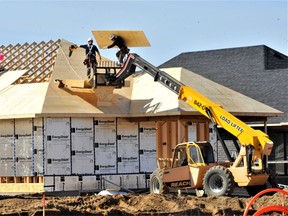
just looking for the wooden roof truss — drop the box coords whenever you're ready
[0,39,61,84]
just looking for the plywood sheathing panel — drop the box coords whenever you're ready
[41,81,132,116]
[177,67,282,117]
[197,123,209,141]
[50,39,87,82]
[51,39,111,82]
[156,120,210,161]
[0,83,49,119]
[92,30,151,49]
[131,67,282,118]
[0,70,27,91]
[156,121,177,160]
[41,39,132,117]
[130,71,180,116]
[0,40,282,119]
[41,86,103,116]
[178,120,188,143]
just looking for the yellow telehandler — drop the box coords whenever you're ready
[101,53,277,196]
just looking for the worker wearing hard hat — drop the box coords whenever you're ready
[104,34,129,66]
[79,37,102,78]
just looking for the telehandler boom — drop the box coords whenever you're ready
[105,53,276,196]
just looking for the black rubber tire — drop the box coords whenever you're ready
[203,166,235,196]
[150,168,167,194]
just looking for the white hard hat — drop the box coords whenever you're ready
[87,37,93,42]
[109,34,115,40]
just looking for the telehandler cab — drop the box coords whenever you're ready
[151,141,236,196]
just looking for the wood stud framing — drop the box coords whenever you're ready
[0,176,44,184]
[0,39,61,84]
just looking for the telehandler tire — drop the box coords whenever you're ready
[150,168,167,194]
[203,166,235,196]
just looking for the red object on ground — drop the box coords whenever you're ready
[243,188,288,216]
[42,194,46,207]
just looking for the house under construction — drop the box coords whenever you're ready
[0,39,283,194]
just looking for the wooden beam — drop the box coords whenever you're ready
[0,183,44,193]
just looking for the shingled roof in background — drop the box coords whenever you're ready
[159,45,288,123]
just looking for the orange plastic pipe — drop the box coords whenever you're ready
[243,188,288,216]
[253,205,288,216]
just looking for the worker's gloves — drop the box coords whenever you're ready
[69,44,78,51]
[68,44,78,57]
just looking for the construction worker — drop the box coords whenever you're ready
[79,38,102,78]
[104,34,129,66]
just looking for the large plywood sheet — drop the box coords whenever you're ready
[71,118,94,175]
[45,118,71,175]
[130,72,179,115]
[0,119,14,176]
[139,122,157,173]
[15,119,33,176]
[117,119,139,173]
[0,83,48,119]
[92,30,151,49]
[0,70,27,92]
[94,118,117,174]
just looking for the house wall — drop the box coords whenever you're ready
[43,117,155,192]
[156,121,209,159]
[0,117,210,193]
[0,119,15,176]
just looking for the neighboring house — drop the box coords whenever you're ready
[160,45,288,184]
[0,40,283,194]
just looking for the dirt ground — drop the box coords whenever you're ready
[0,190,287,216]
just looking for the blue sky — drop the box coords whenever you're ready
[1,0,287,66]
